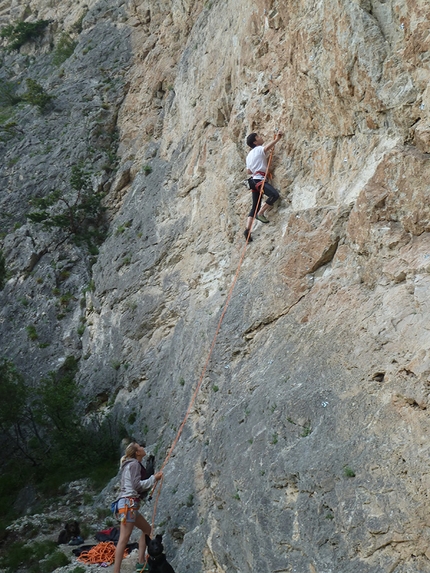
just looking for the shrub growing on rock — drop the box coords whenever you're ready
[0,539,68,573]
[0,80,21,107]
[52,33,77,66]
[21,78,54,111]
[0,19,50,51]
[27,164,107,248]
[0,355,125,508]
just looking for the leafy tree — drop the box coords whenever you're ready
[0,20,50,51]
[31,357,87,469]
[21,78,53,111]
[0,359,27,430]
[0,358,47,467]
[28,164,107,247]
[0,356,125,495]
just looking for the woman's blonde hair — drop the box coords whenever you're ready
[120,442,139,466]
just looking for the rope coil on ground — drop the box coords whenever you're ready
[77,541,128,565]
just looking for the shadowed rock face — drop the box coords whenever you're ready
[1,0,430,571]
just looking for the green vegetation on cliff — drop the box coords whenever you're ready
[28,164,107,248]
[0,20,50,51]
[0,539,69,573]
[52,33,77,66]
[0,357,125,533]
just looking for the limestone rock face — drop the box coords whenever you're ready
[1,0,430,572]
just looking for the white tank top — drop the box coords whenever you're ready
[246,146,267,179]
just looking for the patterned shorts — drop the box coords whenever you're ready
[116,497,141,523]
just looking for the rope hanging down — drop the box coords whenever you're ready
[150,130,278,531]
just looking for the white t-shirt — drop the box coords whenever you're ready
[246,146,267,180]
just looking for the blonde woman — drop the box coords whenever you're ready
[113,442,163,573]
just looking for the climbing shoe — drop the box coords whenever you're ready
[256,214,269,223]
[244,229,253,242]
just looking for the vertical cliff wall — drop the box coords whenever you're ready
[1,0,429,572]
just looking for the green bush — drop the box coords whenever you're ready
[40,549,70,573]
[0,118,20,143]
[0,541,33,572]
[0,539,67,573]
[52,33,76,66]
[30,540,58,561]
[0,81,21,107]
[343,465,356,478]
[0,356,123,537]
[0,20,50,51]
[22,78,53,111]
[301,422,312,437]
[27,164,107,247]
[0,356,125,498]
[26,324,38,341]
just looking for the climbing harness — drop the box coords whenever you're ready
[149,129,280,530]
[115,497,140,523]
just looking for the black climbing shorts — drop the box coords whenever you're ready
[248,181,280,217]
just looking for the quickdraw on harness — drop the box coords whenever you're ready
[114,497,140,523]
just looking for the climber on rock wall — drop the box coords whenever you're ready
[244,131,283,241]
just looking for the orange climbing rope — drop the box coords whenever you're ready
[77,541,128,565]
[150,131,278,530]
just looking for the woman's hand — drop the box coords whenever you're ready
[154,471,163,481]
